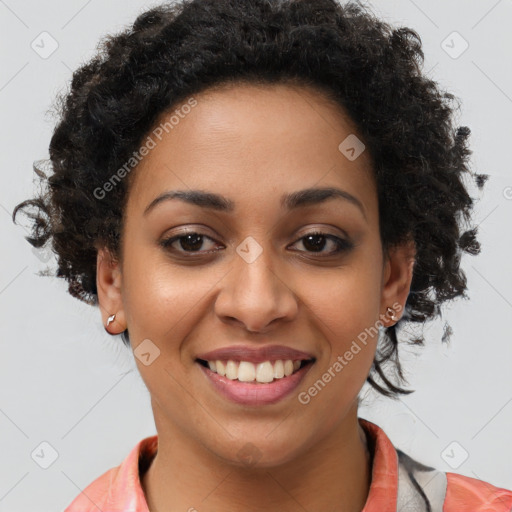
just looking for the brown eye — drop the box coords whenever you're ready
[160,232,221,254]
[159,230,353,258]
[290,232,353,256]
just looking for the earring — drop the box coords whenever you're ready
[386,306,398,322]
[106,314,116,327]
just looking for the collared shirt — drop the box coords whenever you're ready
[64,418,512,511]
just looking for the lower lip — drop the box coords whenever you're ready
[197,361,313,406]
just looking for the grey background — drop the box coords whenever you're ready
[1,0,511,510]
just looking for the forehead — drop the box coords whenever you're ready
[126,82,376,216]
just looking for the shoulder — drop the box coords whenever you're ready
[396,449,512,512]
[358,418,512,512]
[63,435,157,512]
[63,466,118,511]
[445,471,512,512]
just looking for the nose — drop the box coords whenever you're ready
[214,240,299,333]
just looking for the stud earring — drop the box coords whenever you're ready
[386,306,398,322]
[106,314,116,327]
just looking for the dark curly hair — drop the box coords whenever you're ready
[13,0,487,399]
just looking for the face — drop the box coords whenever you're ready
[97,82,414,467]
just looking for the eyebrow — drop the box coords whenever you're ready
[143,186,367,219]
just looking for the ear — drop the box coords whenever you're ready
[96,247,126,334]
[379,238,416,326]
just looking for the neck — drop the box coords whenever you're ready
[142,403,372,512]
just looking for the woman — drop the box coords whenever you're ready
[13,0,512,510]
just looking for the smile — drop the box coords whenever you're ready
[197,358,314,383]
[196,358,315,405]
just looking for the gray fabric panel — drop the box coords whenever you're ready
[396,449,448,512]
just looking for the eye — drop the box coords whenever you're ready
[289,231,353,256]
[160,231,221,254]
[160,230,353,258]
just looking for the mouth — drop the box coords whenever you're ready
[195,358,315,384]
[196,356,316,405]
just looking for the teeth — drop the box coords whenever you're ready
[204,358,309,383]
[225,360,238,380]
[216,360,226,376]
[255,361,274,383]
[284,360,294,376]
[238,361,256,382]
[273,360,284,378]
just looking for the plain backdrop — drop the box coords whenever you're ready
[1,0,511,510]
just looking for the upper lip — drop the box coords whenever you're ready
[196,345,316,364]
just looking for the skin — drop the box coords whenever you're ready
[96,82,416,512]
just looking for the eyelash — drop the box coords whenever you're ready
[159,230,353,258]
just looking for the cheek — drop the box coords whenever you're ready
[311,259,382,340]
[303,253,382,385]
[294,270,380,432]
[120,244,226,348]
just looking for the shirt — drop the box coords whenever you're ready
[64,417,512,511]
